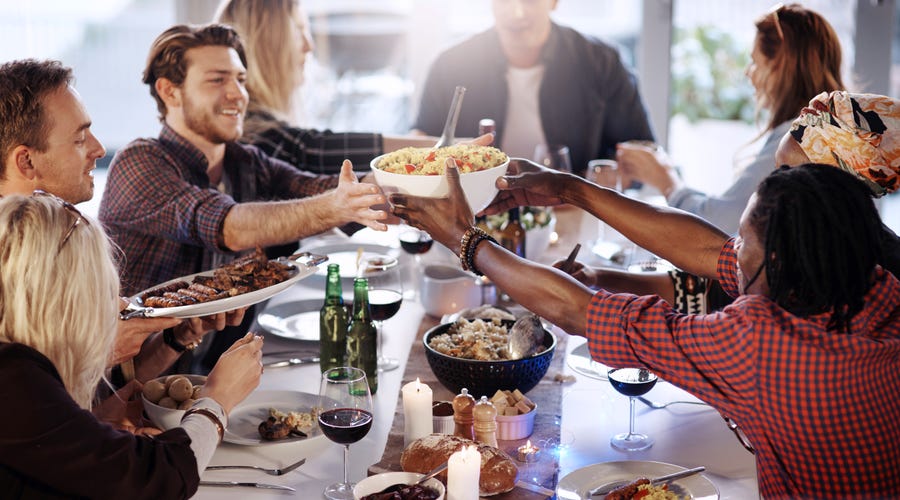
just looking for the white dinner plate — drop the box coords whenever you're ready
[297,242,399,280]
[257,299,328,341]
[566,342,610,381]
[556,460,718,500]
[224,390,326,448]
[124,260,318,319]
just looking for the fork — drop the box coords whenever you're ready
[205,457,306,476]
[637,396,709,409]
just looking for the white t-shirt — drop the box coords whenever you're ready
[500,65,547,159]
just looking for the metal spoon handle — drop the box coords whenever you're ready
[650,466,706,486]
[417,462,449,484]
[433,86,466,148]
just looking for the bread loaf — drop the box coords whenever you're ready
[401,434,518,496]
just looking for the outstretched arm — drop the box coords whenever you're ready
[490,159,728,279]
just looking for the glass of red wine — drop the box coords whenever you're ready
[608,367,658,451]
[398,227,433,300]
[318,366,374,500]
[362,255,403,372]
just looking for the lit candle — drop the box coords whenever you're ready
[402,377,433,446]
[517,440,540,463]
[448,445,481,500]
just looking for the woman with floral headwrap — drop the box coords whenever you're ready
[777,90,900,275]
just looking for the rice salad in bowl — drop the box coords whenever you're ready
[371,144,510,213]
[376,144,507,175]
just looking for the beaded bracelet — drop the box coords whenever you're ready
[458,226,496,276]
[182,407,225,443]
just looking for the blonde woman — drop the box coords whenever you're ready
[617,3,844,235]
[215,0,439,175]
[0,195,263,498]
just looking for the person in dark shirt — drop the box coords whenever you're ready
[411,0,654,174]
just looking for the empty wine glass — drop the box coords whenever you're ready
[586,159,637,267]
[362,255,403,372]
[608,367,658,451]
[533,143,573,173]
[318,366,374,500]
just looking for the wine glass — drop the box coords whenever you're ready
[362,255,403,372]
[398,226,433,300]
[608,367,658,451]
[533,143,573,173]
[586,159,637,267]
[318,366,374,500]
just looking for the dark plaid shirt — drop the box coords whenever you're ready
[586,238,900,498]
[243,109,383,175]
[99,124,338,296]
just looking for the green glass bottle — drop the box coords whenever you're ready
[347,277,378,394]
[319,264,348,373]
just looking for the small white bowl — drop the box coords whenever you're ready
[371,154,509,213]
[141,374,208,430]
[496,404,537,441]
[353,471,446,500]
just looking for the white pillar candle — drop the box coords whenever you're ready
[402,377,433,446]
[447,445,481,500]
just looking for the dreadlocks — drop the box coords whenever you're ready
[750,164,884,332]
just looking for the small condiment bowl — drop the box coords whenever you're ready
[353,471,445,500]
[432,401,455,435]
[496,404,537,441]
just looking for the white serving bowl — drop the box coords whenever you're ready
[496,404,537,440]
[370,154,509,213]
[353,471,446,500]
[141,374,208,430]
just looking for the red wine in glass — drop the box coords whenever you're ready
[368,289,403,322]
[399,230,434,254]
[318,408,373,444]
[608,368,658,451]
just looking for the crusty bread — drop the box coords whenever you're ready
[401,434,518,496]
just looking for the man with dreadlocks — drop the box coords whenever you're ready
[389,158,900,498]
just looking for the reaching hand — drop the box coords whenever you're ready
[485,158,573,215]
[552,259,597,288]
[110,298,181,366]
[334,160,389,231]
[390,158,473,254]
[93,380,162,436]
[201,332,264,414]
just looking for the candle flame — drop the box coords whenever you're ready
[415,377,421,391]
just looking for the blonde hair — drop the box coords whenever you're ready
[215,0,300,128]
[0,196,119,409]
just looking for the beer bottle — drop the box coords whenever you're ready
[319,264,348,373]
[498,207,526,258]
[347,277,378,394]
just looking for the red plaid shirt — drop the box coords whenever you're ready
[586,238,900,498]
[99,125,338,295]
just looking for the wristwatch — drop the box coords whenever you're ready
[163,329,201,352]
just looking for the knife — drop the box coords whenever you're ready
[589,466,705,497]
[263,356,320,368]
[199,481,295,491]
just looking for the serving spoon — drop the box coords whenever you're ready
[377,462,449,494]
[432,86,466,148]
[508,314,545,359]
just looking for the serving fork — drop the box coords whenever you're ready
[205,457,306,476]
[637,396,709,410]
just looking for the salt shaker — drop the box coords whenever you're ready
[452,388,476,440]
[473,396,498,447]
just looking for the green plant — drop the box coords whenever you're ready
[671,25,755,123]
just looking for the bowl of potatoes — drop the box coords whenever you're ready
[141,374,208,430]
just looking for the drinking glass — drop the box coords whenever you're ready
[398,225,433,300]
[362,255,403,372]
[608,367,658,451]
[533,143,573,173]
[318,366,374,500]
[586,160,635,266]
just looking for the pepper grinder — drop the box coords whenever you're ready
[452,388,476,440]
[473,396,498,447]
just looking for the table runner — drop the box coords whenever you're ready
[368,314,569,499]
